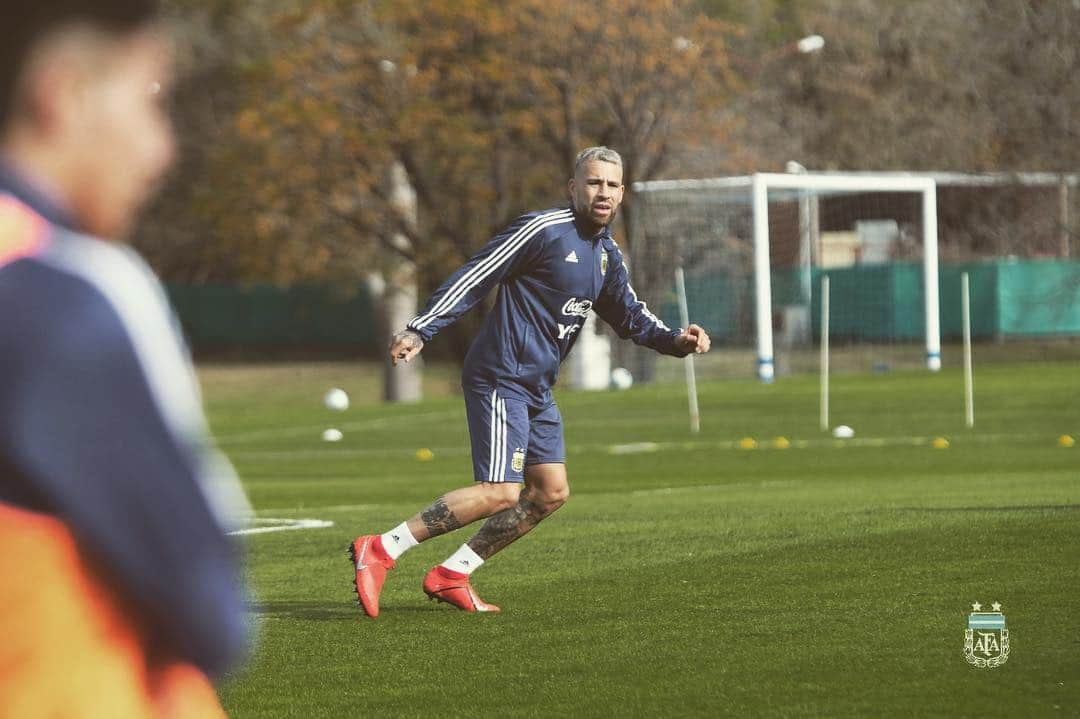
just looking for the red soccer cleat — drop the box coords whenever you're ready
[348,535,395,618]
[422,565,501,613]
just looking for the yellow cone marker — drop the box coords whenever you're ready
[415,448,435,461]
[772,437,791,449]
[738,437,758,450]
[1058,434,1075,448]
[931,437,949,449]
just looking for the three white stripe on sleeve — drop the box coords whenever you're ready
[410,209,573,331]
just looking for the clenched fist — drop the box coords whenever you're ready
[388,329,425,366]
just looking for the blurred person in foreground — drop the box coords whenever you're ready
[350,147,711,616]
[0,2,251,716]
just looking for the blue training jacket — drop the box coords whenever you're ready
[407,207,687,405]
[0,163,250,678]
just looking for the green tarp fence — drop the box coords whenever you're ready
[661,259,1080,342]
[940,261,1080,337]
[166,283,376,350]
[166,260,1080,352]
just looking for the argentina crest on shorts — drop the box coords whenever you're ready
[964,602,1009,668]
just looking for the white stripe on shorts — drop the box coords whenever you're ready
[497,396,507,482]
[487,389,499,482]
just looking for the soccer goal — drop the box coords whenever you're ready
[631,172,940,383]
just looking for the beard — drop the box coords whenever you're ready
[573,200,617,230]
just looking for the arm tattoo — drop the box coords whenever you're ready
[420,496,462,538]
[468,494,548,559]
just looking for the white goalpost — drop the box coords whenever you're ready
[749,173,940,382]
[624,169,1080,434]
[633,172,941,384]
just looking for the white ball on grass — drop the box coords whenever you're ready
[610,367,633,390]
[321,428,343,442]
[831,425,855,439]
[323,387,349,411]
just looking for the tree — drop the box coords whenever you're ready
[508,0,739,378]
[725,0,1079,173]
[719,0,1079,258]
[138,0,739,390]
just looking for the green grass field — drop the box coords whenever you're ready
[206,361,1079,718]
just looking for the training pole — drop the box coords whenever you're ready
[962,272,975,427]
[820,275,830,432]
[675,266,700,434]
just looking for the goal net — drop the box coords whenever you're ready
[628,173,940,383]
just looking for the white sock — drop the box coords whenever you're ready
[380,522,419,560]
[441,544,484,575]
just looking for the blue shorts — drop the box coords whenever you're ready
[463,385,565,484]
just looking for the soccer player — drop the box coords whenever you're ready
[350,147,711,616]
[0,3,250,716]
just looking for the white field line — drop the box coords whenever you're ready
[608,442,661,455]
[213,409,460,445]
[229,517,334,536]
[292,503,380,512]
[224,446,470,461]
[228,499,410,518]
[630,479,800,496]
[220,430,1069,462]
[239,476,414,485]
[607,432,1063,454]
[631,482,754,496]
[241,503,384,513]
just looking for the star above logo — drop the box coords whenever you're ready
[991,602,1002,612]
[972,602,982,611]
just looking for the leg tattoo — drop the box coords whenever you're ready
[467,493,550,560]
[419,496,462,538]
